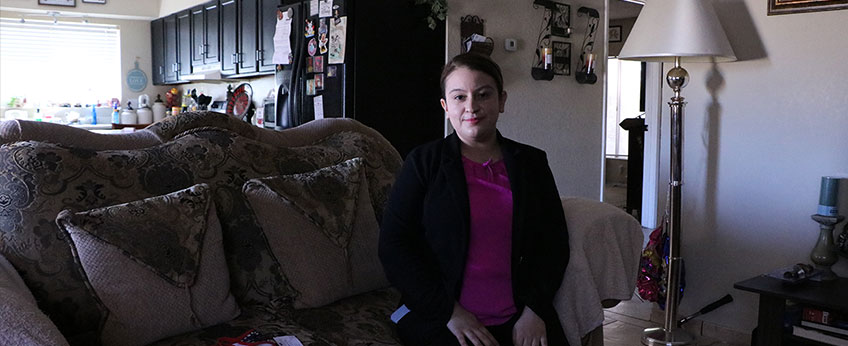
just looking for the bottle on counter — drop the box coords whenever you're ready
[137,95,153,125]
[120,100,137,125]
[111,100,121,124]
[152,94,167,122]
[91,104,97,125]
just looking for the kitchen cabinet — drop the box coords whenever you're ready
[257,0,279,72]
[190,1,220,70]
[238,0,258,73]
[177,10,192,78]
[220,0,238,75]
[151,18,165,85]
[152,0,278,82]
[163,14,179,83]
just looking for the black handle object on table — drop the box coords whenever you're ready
[678,294,734,327]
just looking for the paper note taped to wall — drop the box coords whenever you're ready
[328,16,347,64]
[273,11,293,64]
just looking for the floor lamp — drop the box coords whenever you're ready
[617,0,736,345]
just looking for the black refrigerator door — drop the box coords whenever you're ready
[275,2,305,129]
[299,0,349,121]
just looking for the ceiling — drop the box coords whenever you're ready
[609,0,643,20]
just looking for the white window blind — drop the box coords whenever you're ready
[0,18,121,107]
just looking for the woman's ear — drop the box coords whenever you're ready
[499,91,508,113]
[440,98,448,113]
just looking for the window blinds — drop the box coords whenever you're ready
[0,18,121,107]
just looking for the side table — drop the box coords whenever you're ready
[734,275,848,346]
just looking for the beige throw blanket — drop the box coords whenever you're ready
[555,197,644,346]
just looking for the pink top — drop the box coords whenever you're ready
[458,156,517,326]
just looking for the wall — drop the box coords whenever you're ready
[651,0,848,336]
[607,17,634,57]
[446,0,606,199]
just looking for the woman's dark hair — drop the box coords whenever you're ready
[440,53,504,98]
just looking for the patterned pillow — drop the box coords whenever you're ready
[55,184,240,346]
[243,157,390,309]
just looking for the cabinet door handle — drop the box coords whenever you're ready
[159,66,163,75]
[232,53,238,64]
[255,50,260,63]
[199,45,204,56]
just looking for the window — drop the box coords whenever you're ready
[605,57,643,158]
[0,18,121,107]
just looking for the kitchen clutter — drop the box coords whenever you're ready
[2,85,252,129]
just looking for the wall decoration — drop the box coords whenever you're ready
[552,41,571,76]
[38,0,75,6]
[551,3,571,37]
[531,1,572,80]
[82,0,106,3]
[609,25,622,43]
[768,0,848,15]
[575,6,599,84]
[126,61,148,92]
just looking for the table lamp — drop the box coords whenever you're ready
[617,0,736,345]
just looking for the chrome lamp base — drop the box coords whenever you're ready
[642,327,695,346]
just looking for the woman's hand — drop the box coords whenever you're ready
[447,303,499,346]
[512,306,547,346]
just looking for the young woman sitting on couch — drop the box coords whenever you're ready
[379,53,570,346]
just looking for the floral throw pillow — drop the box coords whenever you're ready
[243,157,389,309]
[55,183,240,346]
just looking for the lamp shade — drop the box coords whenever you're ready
[618,0,736,63]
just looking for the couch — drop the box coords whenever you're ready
[0,111,643,346]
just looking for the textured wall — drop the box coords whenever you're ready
[446,0,607,200]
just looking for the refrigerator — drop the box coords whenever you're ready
[269,0,446,157]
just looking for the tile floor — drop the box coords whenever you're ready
[602,300,744,346]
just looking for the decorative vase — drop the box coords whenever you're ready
[810,214,844,281]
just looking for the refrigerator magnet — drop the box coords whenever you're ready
[327,66,337,77]
[314,56,324,73]
[319,18,328,35]
[305,19,315,38]
[306,57,314,73]
[306,79,316,96]
[315,74,324,91]
[308,38,318,56]
[319,33,328,54]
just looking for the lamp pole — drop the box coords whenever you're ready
[643,56,695,346]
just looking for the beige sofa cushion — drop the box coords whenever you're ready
[0,254,70,346]
[244,158,389,309]
[56,184,240,346]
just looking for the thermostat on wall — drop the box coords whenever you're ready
[504,38,518,52]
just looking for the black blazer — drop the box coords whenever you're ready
[378,132,569,325]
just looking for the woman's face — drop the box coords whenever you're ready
[441,67,507,146]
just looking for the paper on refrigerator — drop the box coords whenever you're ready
[313,95,324,120]
[273,11,293,64]
[328,16,347,64]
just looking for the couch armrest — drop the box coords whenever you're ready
[0,254,70,346]
[554,197,644,346]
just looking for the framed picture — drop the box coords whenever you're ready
[609,25,622,43]
[38,0,75,6]
[551,2,571,37]
[768,0,848,15]
[82,0,106,3]
[552,41,571,76]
